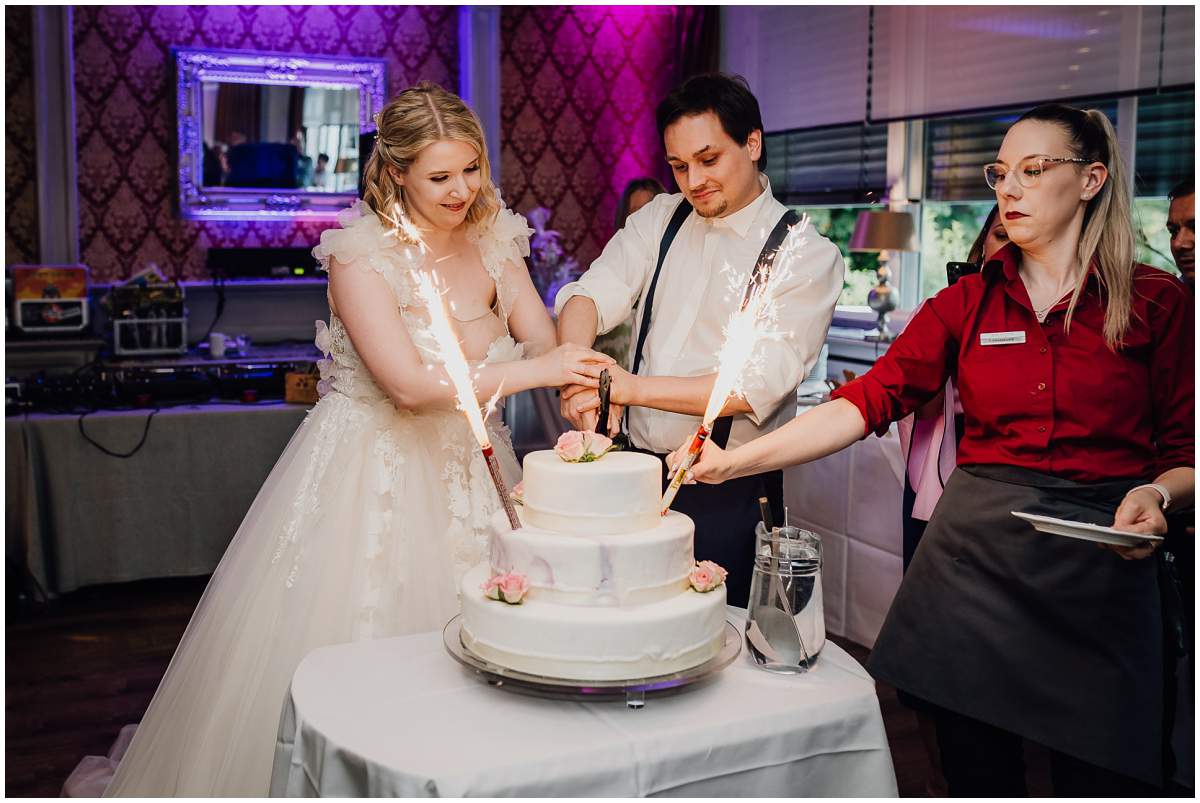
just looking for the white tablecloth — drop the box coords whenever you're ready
[784,417,905,649]
[271,610,897,797]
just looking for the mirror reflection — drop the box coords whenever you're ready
[200,82,360,192]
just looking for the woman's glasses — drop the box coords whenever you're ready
[983,156,1091,190]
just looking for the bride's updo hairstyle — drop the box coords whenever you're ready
[361,82,500,237]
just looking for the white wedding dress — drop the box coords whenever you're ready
[73,202,532,797]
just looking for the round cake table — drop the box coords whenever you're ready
[269,608,898,797]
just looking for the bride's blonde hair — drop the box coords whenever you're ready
[361,82,499,238]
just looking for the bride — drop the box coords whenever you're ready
[75,83,613,797]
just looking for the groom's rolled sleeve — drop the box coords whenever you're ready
[553,196,675,336]
[739,234,845,426]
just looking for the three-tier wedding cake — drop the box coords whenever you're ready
[459,434,728,681]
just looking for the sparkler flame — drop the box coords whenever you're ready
[413,271,491,449]
[701,216,810,426]
[379,202,426,250]
[391,201,521,529]
[661,215,812,515]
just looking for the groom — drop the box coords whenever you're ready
[555,73,844,606]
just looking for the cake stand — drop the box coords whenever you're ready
[442,615,741,709]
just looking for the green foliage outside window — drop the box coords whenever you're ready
[793,206,880,306]
[787,198,1181,310]
[920,202,994,300]
[1133,198,1179,275]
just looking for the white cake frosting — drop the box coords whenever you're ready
[489,509,694,606]
[461,563,726,681]
[520,450,661,535]
[460,447,729,682]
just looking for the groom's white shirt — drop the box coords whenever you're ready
[554,175,845,454]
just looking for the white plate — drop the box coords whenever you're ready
[1012,511,1163,547]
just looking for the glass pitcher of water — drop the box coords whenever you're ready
[745,524,825,674]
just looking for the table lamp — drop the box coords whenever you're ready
[849,209,917,341]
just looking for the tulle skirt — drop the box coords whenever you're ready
[88,391,518,797]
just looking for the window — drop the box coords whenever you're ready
[768,89,1193,310]
[791,205,881,307]
[765,123,887,206]
[1133,90,1194,274]
[766,123,887,306]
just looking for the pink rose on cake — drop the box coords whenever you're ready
[555,431,588,461]
[554,430,616,463]
[481,571,530,604]
[586,432,613,455]
[511,480,525,505]
[498,572,530,604]
[688,560,728,593]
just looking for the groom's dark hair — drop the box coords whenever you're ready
[655,73,766,171]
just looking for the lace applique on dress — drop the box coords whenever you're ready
[312,200,422,306]
[279,197,529,595]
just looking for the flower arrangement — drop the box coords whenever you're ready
[481,571,531,604]
[554,430,614,463]
[527,207,582,306]
[688,560,728,593]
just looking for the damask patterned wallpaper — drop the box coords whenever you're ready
[6,6,40,266]
[500,7,682,272]
[72,5,458,283]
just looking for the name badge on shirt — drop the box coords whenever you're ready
[980,331,1026,346]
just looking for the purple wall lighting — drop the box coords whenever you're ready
[73,6,458,283]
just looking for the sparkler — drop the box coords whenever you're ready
[413,270,521,529]
[660,216,810,514]
[392,199,522,530]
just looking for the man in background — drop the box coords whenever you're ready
[1167,179,1194,289]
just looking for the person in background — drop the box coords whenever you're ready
[313,153,331,188]
[673,103,1193,795]
[1167,178,1194,289]
[292,129,313,188]
[614,177,666,230]
[1164,175,1195,795]
[898,203,1007,797]
[968,204,1009,265]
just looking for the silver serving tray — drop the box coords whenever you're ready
[442,615,741,708]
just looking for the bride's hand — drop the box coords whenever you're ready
[666,437,734,485]
[537,344,613,389]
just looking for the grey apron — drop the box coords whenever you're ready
[867,463,1164,786]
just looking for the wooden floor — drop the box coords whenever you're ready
[6,575,1039,798]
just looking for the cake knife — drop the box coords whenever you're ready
[596,367,612,436]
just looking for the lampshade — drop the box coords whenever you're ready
[849,210,918,252]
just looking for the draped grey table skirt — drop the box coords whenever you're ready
[6,402,309,596]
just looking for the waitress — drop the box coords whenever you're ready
[670,103,1194,796]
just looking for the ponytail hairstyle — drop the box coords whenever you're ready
[1015,103,1134,349]
[360,82,499,241]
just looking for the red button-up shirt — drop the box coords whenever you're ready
[833,245,1194,483]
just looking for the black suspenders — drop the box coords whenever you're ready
[626,200,800,451]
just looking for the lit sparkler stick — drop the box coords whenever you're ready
[413,270,521,529]
[660,217,810,514]
[386,192,523,530]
